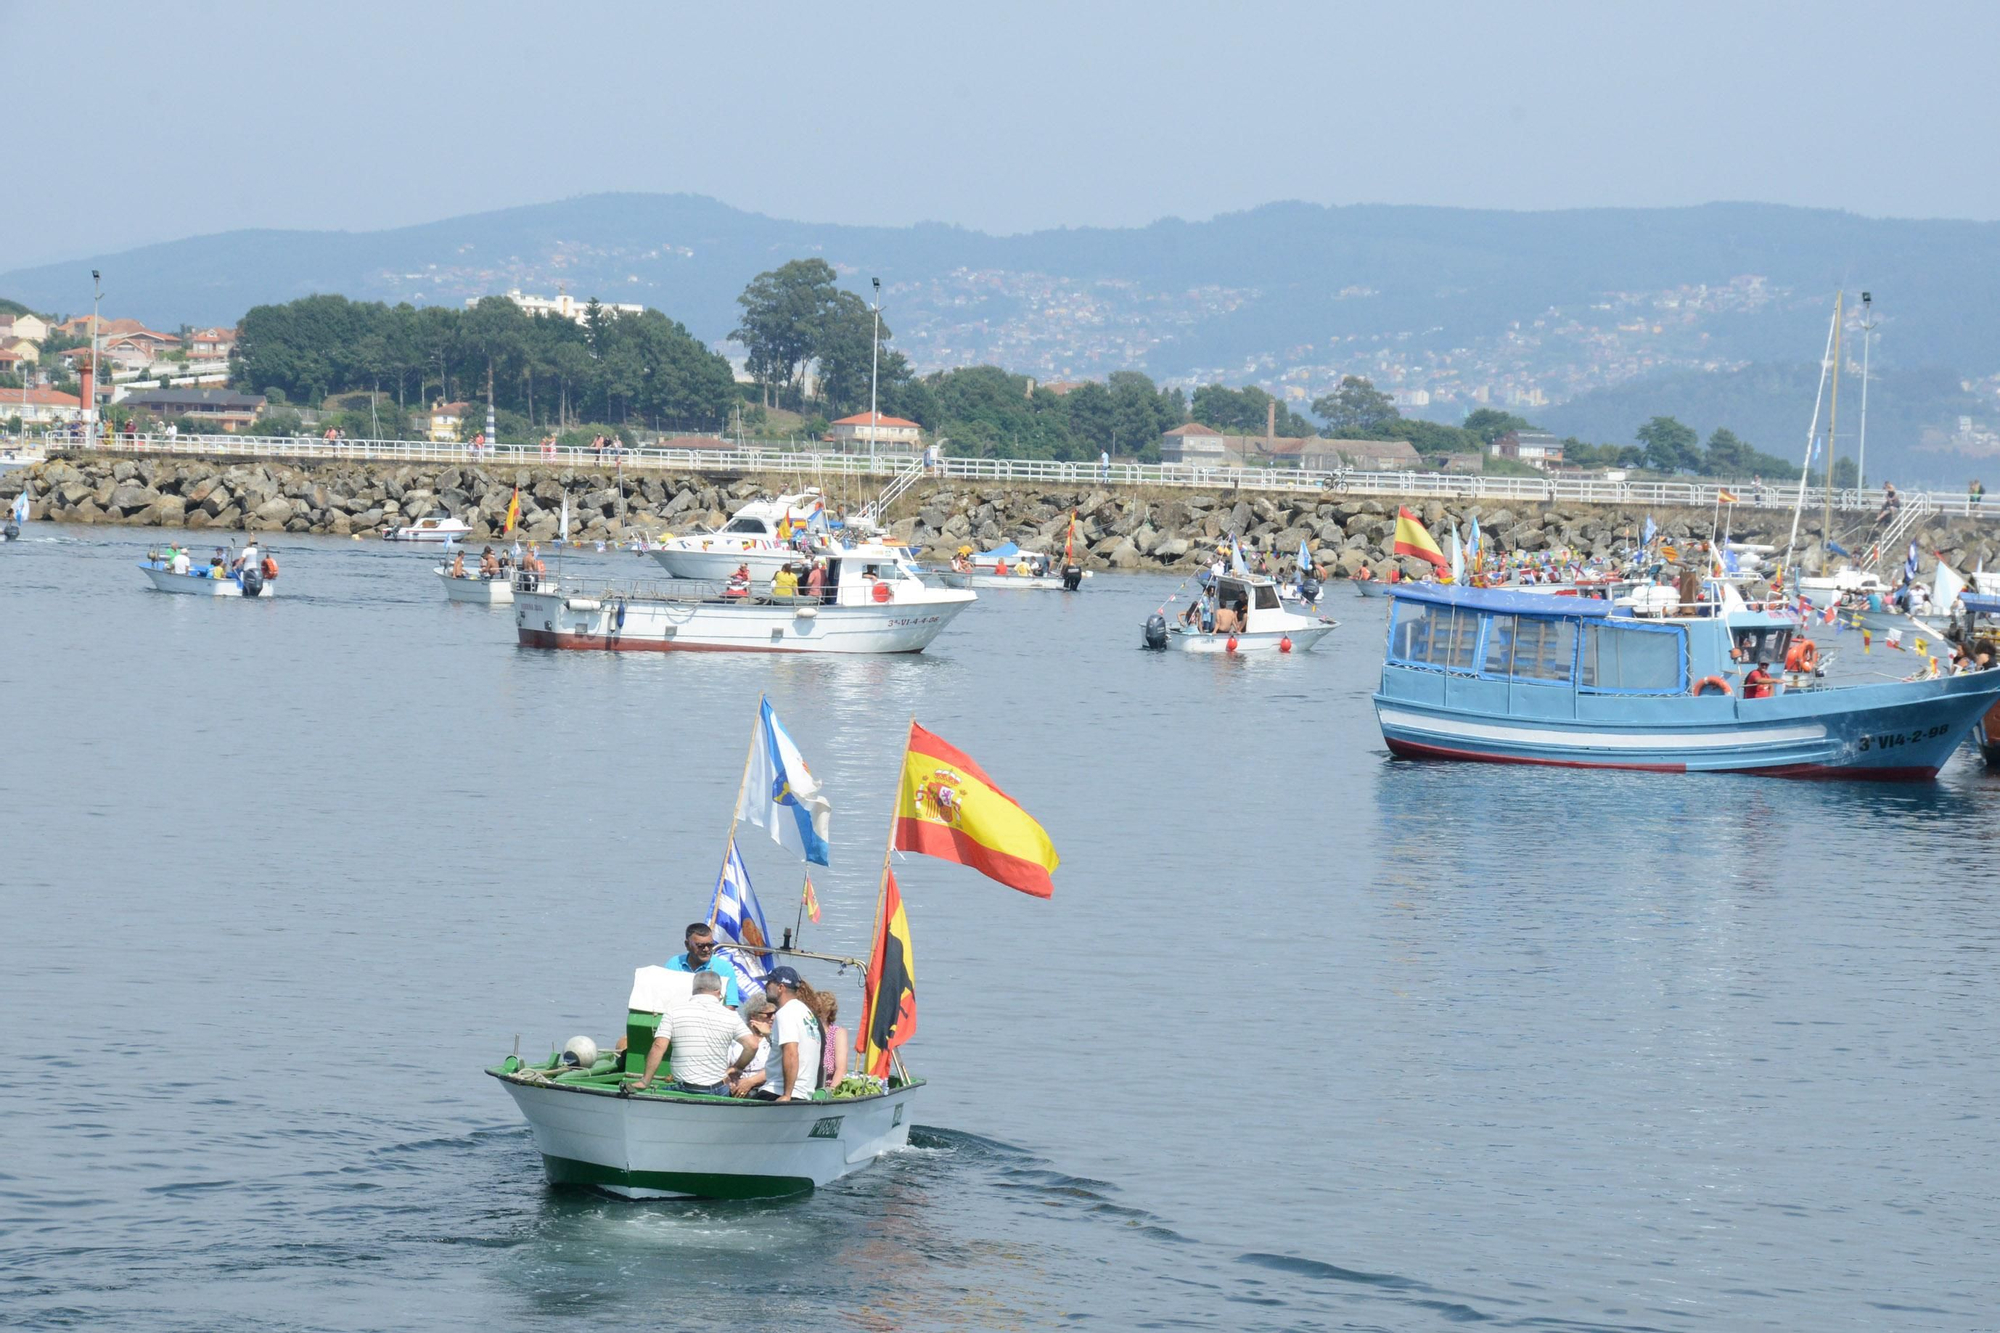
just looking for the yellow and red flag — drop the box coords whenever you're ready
[802,873,821,924]
[1392,506,1447,570]
[893,723,1059,898]
[1063,511,1077,564]
[855,870,916,1077]
[502,486,521,535]
[1718,488,1741,503]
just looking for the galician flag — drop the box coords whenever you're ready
[893,723,1059,898]
[1392,507,1448,570]
[709,836,774,991]
[738,697,831,866]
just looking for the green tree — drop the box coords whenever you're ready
[1701,427,1752,477]
[1312,375,1400,436]
[1636,415,1700,473]
[815,291,908,415]
[1192,383,1314,437]
[732,259,842,407]
[1462,408,1532,446]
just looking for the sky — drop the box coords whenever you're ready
[6,0,2000,267]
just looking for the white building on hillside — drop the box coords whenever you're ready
[473,287,644,324]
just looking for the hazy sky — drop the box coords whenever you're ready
[6,0,1999,267]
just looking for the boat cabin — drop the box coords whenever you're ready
[1381,583,1799,714]
[1209,574,1286,632]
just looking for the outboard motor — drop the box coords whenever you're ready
[2,520,19,542]
[240,566,266,597]
[1062,563,1083,592]
[1299,576,1321,606]
[1142,612,1170,651]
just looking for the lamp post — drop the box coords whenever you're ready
[89,269,102,448]
[1857,291,1874,492]
[868,276,881,469]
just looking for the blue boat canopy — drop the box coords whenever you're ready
[1386,582,1613,619]
[977,541,1022,559]
[1963,592,2000,616]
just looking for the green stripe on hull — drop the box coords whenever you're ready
[541,1153,815,1200]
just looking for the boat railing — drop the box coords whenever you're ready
[527,574,841,607]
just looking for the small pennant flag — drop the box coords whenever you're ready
[503,486,521,535]
[1913,636,1928,656]
[1887,629,1904,651]
[1862,628,1872,653]
[802,874,821,925]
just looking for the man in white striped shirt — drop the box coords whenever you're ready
[635,972,758,1095]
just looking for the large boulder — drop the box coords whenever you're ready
[107,483,158,516]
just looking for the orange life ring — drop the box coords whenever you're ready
[1785,639,1818,673]
[1692,675,1733,696]
[871,581,893,603]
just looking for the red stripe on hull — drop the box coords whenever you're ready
[1385,737,1940,781]
[516,629,920,654]
[1383,737,1685,773]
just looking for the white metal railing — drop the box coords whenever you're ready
[1870,493,1938,572]
[9,428,1997,522]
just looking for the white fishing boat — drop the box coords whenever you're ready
[649,491,835,581]
[935,542,1086,591]
[435,566,514,605]
[491,966,916,1200]
[1143,572,1337,653]
[384,514,474,542]
[518,541,975,653]
[140,560,276,597]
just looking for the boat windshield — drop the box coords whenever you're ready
[725,518,770,534]
[1253,584,1280,611]
[1729,624,1793,666]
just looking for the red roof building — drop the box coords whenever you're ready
[826,411,922,451]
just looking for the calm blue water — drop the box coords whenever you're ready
[3,524,1998,1332]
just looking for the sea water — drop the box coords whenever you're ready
[3,526,1997,1331]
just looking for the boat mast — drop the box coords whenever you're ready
[1857,292,1874,491]
[708,696,767,928]
[1819,291,1843,575]
[1782,298,1840,582]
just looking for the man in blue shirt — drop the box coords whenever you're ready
[667,922,742,1007]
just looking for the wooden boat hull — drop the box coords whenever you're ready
[515,586,973,654]
[140,564,275,597]
[436,568,514,605]
[491,1069,919,1199]
[1375,670,2000,778]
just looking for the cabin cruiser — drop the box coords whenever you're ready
[1143,572,1338,653]
[1374,582,2000,778]
[519,540,975,654]
[384,514,474,542]
[649,491,834,582]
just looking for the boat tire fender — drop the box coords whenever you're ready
[614,600,627,631]
[872,581,893,603]
[1692,675,1733,696]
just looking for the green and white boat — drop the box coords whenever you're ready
[488,966,920,1200]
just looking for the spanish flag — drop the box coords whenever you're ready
[894,723,1059,898]
[503,486,521,535]
[856,870,915,1077]
[1392,506,1448,570]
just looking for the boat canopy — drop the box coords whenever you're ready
[1963,592,2000,616]
[1387,582,1613,619]
[977,541,1021,559]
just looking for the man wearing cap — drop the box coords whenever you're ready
[666,922,742,1007]
[761,966,823,1103]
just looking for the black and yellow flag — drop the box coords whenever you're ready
[856,871,916,1078]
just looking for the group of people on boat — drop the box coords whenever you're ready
[627,923,849,1102]
[151,539,278,584]
[723,558,832,602]
[449,543,544,587]
[949,546,1053,578]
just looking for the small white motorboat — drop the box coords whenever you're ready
[934,543,1086,590]
[435,566,514,605]
[520,541,975,654]
[649,491,836,581]
[385,514,474,542]
[140,559,276,598]
[1143,572,1336,653]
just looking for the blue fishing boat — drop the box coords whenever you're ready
[1373,583,2000,779]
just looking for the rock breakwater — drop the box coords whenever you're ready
[5,452,1994,577]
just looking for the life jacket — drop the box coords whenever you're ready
[261,555,279,579]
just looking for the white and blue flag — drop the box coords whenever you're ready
[1905,541,1919,582]
[738,697,831,866]
[10,491,28,524]
[710,836,774,991]
[1449,523,1464,584]
[1641,514,1658,548]
[1230,536,1249,577]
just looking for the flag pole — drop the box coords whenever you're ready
[709,694,765,927]
[857,719,915,1077]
